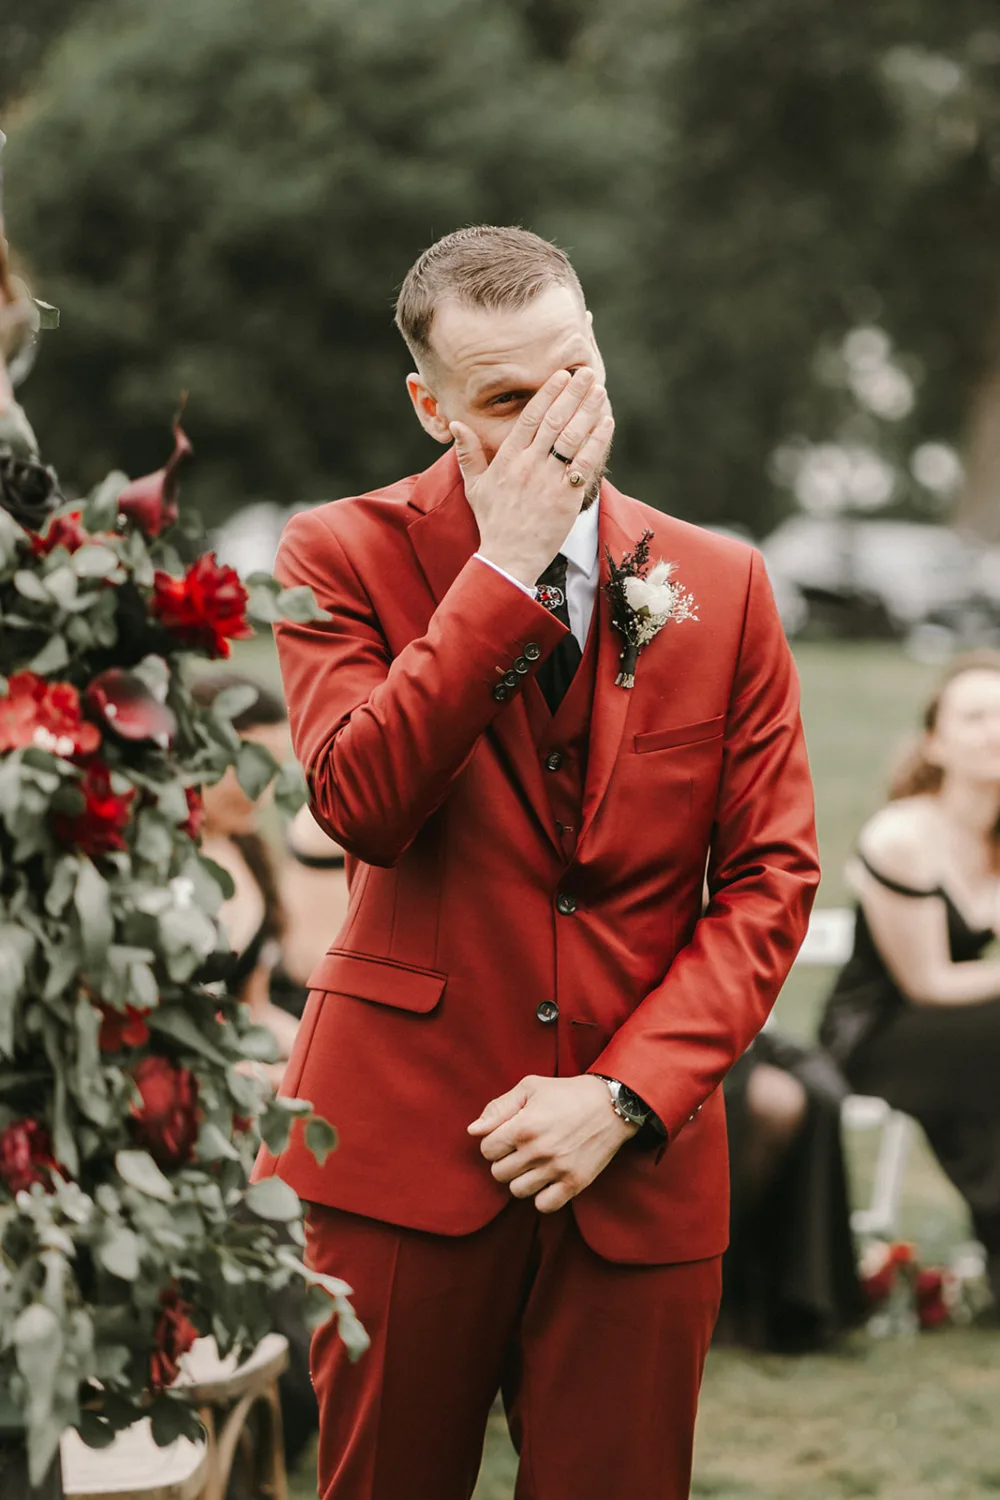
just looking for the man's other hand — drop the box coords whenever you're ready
[468,1074,636,1214]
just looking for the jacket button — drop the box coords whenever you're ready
[545,751,563,772]
[503,670,518,689]
[524,642,541,661]
[556,892,578,916]
[536,1000,559,1024]
[493,682,509,702]
[514,656,529,675]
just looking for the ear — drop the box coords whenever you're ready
[405,372,453,445]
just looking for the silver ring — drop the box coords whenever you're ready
[567,470,585,488]
[550,447,573,465]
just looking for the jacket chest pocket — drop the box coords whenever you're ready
[633,715,724,754]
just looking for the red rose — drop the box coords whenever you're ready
[98,1004,151,1053]
[149,1285,200,1389]
[31,509,89,558]
[118,421,192,538]
[180,786,205,841]
[85,668,177,746]
[887,1242,917,1268]
[151,552,253,659]
[129,1055,199,1170]
[915,1268,950,1330]
[0,1119,61,1195]
[861,1264,896,1306]
[52,760,135,857]
[0,672,101,758]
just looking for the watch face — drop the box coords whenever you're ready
[617,1085,648,1126]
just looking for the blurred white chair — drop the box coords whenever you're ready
[795,905,913,1239]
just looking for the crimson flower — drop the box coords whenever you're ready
[129,1055,199,1170]
[149,1286,200,1389]
[31,509,90,558]
[85,668,177,746]
[98,1004,151,1053]
[151,553,253,659]
[915,1269,950,1330]
[118,421,192,538]
[180,786,205,840]
[0,672,101,758]
[0,1120,61,1195]
[52,760,135,857]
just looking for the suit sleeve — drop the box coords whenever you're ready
[272,509,565,867]
[589,551,820,1140]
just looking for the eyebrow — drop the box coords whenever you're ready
[473,363,586,404]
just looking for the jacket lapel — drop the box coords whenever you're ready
[406,450,561,856]
[577,486,641,850]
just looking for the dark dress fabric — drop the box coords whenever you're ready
[819,855,1000,1255]
[718,1030,864,1352]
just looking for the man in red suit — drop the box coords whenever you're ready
[256,225,819,1499]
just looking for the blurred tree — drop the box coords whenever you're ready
[0,0,103,106]
[3,0,634,524]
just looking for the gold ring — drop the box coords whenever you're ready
[567,470,585,488]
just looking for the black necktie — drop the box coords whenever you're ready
[535,554,583,713]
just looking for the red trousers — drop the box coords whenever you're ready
[306,1200,722,1500]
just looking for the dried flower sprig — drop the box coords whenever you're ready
[604,528,698,688]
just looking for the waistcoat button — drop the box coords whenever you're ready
[545,751,563,772]
[536,1000,559,1024]
[556,892,578,916]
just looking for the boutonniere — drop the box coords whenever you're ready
[604,529,698,689]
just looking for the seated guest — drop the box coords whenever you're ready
[719,1031,864,1351]
[191,673,319,1473]
[269,804,350,1021]
[821,652,1000,1307]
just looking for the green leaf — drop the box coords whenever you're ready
[244,1176,301,1223]
[27,633,70,676]
[272,759,307,816]
[97,1226,142,1282]
[277,584,330,622]
[44,856,80,917]
[72,543,121,579]
[14,1302,62,1434]
[149,1005,228,1066]
[134,811,174,866]
[235,740,278,801]
[83,471,128,533]
[210,683,260,724]
[13,569,51,603]
[74,860,113,972]
[131,654,171,703]
[42,564,77,607]
[304,1116,338,1167]
[115,1150,175,1203]
[149,1395,203,1447]
[197,1122,239,1163]
[247,583,282,624]
[238,1024,279,1063]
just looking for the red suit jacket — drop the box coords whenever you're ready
[253,449,820,1264]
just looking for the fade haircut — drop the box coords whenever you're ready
[394,225,585,372]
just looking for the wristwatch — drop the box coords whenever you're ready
[595,1075,652,1129]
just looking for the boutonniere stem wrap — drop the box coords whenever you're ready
[604,529,698,688]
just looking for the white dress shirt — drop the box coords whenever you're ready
[474,499,601,651]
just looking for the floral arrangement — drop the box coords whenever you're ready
[0,235,362,1482]
[603,529,697,689]
[859,1240,991,1336]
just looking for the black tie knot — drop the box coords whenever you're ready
[536,553,570,591]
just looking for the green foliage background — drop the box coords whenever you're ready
[4,0,1000,534]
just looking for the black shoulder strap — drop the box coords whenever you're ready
[856,849,940,899]
[285,838,346,871]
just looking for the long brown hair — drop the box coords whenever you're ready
[190,672,287,943]
[888,650,1000,861]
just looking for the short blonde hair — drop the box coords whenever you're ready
[394,225,584,368]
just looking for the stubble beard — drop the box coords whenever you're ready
[580,435,613,512]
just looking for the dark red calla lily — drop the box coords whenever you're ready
[86,668,177,746]
[117,419,192,537]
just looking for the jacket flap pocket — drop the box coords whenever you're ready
[306,951,446,1014]
[634,715,725,754]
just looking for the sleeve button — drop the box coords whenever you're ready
[493,682,509,702]
[514,657,529,674]
[503,670,518,689]
[524,643,541,661]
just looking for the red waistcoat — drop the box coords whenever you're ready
[253,450,820,1265]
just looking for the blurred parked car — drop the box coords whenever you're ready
[760,516,1000,643]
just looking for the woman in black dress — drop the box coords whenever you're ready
[821,651,1000,1306]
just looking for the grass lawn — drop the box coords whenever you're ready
[269,639,997,1500]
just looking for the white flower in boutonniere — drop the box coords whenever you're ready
[604,530,698,689]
